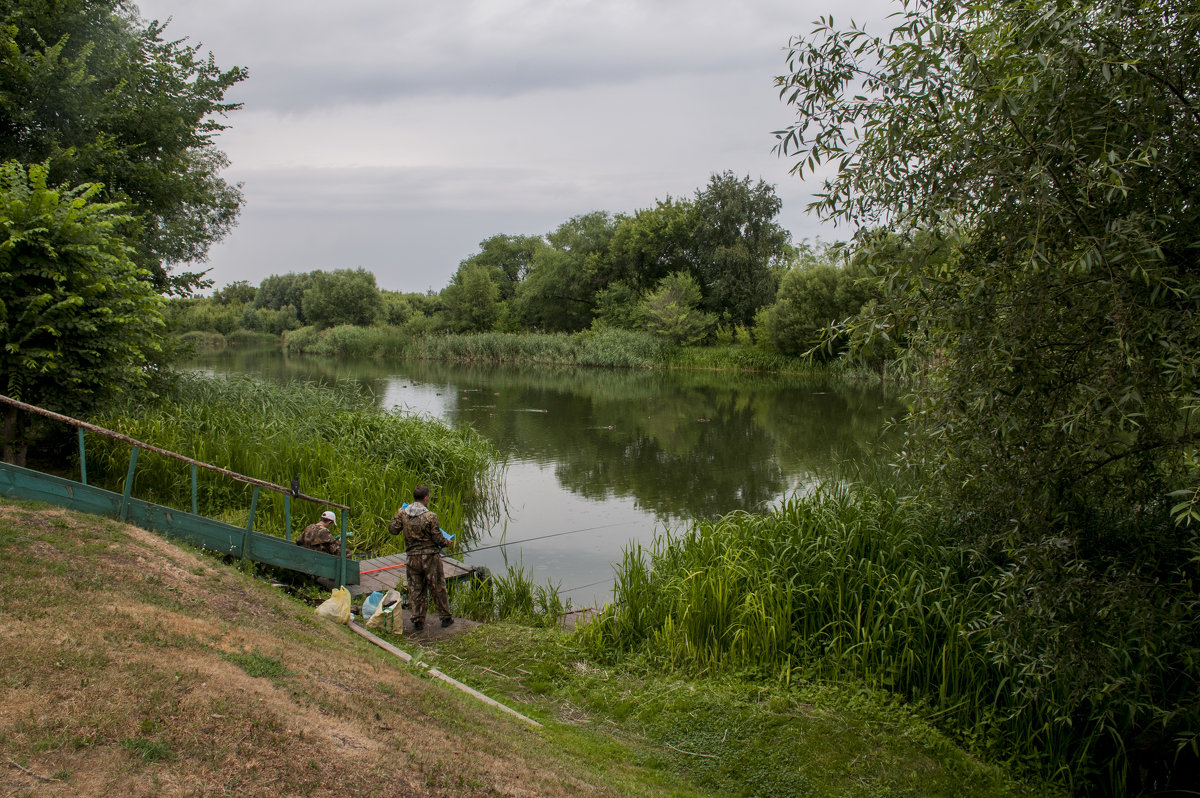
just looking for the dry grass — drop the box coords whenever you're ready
[0,502,692,798]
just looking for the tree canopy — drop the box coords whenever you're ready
[302,268,385,330]
[690,171,790,327]
[756,243,869,360]
[776,0,1200,789]
[0,0,246,294]
[0,160,164,463]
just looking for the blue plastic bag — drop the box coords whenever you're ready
[361,590,385,620]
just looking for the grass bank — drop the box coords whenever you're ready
[0,501,695,797]
[81,374,503,553]
[0,501,1046,798]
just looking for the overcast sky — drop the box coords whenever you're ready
[133,0,897,294]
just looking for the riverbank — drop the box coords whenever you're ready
[81,374,503,555]
[0,501,1046,797]
[181,325,887,381]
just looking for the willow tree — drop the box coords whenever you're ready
[775,1,1200,791]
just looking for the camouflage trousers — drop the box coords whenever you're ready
[406,553,451,623]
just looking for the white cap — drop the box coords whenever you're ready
[321,510,336,522]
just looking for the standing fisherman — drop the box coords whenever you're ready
[390,485,453,631]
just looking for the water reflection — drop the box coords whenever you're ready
[181,348,902,604]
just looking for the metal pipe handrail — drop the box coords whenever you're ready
[0,393,348,511]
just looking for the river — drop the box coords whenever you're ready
[184,347,903,607]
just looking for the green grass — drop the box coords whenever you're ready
[210,323,902,383]
[426,624,1047,798]
[224,330,278,348]
[219,650,289,680]
[569,484,1198,794]
[176,330,226,353]
[121,736,174,762]
[412,328,668,368]
[82,373,504,553]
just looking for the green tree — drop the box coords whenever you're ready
[254,272,314,321]
[756,243,869,359]
[212,279,255,306]
[441,262,500,333]
[641,271,715,346]
[608,197,695,292]
[690,172,791,326]
[0,0,246,294]
[777,1,1200,789]
[515,212,619,331]
[380,290,415,326]
[455,234,547,300]
[591,281,644,331]
[301,268,384,329]
[0,161,164,463]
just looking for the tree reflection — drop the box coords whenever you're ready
[182,352,902,525]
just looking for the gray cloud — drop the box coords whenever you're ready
[131,0,899,292]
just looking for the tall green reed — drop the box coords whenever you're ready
[283,324,414,359]
[451,567,569,627]
[84,374,503,553]
[412,329,666,369]
[576,485,1132,789]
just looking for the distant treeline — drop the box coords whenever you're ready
[169,172,879,365]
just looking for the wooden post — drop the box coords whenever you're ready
[284,494,292,541]
[191,464,198,515]
[120,446,139,521]
[78,429,87,486]
[339,512,348,588]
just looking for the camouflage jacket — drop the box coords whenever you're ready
[391,502,443,556]
[297,522,340,555]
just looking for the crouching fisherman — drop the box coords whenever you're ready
[390,485,453,631]
[297,509,341,555]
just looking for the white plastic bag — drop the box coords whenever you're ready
[315,586,351,624]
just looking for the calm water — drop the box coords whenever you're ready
[185,349,903,607]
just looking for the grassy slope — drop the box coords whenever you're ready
[0,502,1048,797]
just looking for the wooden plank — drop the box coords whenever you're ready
[347,622,542,728]
[348,553,477,596]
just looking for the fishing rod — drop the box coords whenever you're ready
[455,521,629,556]
[358,521,629,577]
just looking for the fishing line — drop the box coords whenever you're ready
[456,521,628,556]
[562,578,612,593]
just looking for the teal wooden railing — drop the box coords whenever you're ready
[0,394,358,587]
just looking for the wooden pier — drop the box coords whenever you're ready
[343,553,481,596]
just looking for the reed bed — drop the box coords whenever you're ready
[451,568,569,627]
[283,324,413,359]
[662,345,813,374]
[176,330,227,353]
[577,486,1163,791]
[224,330,279,348]
[412,329,667,368]
[82,374,503,553]
[275,325,893,382]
